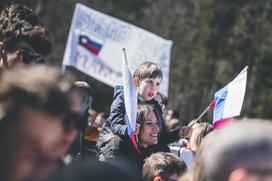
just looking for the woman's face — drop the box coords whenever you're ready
[140,110,160,148]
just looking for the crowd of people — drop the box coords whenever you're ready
[1,3,272,181]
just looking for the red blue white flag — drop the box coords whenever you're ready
[213,67,248,128]
[122,48,141,155]
[79,34,103,55]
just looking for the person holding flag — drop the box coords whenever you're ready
[97,50,192,159]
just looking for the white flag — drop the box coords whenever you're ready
[122,49,137,134]
[213,67,248,128]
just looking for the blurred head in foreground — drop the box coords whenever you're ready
[0,4,53,70]
[189,120,272,181]
[0,65,75,181]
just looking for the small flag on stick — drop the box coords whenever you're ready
[213,66,248,128]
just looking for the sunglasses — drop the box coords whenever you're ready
[17,48,45,64]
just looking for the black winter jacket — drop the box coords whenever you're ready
[96,89,180,150]
[97,133,159,174]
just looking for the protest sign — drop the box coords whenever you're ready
[63,3,172,95]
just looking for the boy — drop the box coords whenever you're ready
[97,62,191,153]
[142,152,187,181]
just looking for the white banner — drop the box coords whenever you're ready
[63,3,173,96]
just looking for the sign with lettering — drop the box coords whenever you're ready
[63,3,173,96]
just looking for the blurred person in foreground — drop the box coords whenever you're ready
[142,152,187,181]
[0,4,53,71]
[186,120,272,181]
[0,66,76,181]
[32,157,143,181]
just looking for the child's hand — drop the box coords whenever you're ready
[134,123,140,135]
[179,126,192,138]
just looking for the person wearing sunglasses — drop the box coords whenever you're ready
[0,4,53,71]
[16,48,45,64]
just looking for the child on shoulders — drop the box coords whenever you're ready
[97,62,191,153]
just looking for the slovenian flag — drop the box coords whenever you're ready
[122,48,141,155]
[79,34,103,55]
[213,67,248,128]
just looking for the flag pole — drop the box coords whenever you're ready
[122,48,128,64]
[194,100,216,123]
